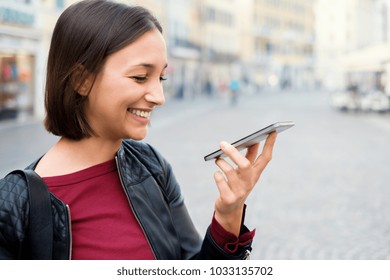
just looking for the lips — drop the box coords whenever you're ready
[127,108,151,118]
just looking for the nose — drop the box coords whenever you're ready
[145,79,165,106]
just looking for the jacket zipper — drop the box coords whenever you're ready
[115,156,157,259]
[65,204,72,260]
[51,194,73,260]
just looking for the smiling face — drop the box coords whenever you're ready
[83,29,167,142]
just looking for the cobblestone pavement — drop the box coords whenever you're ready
[1,90,390,260]
[146,91,390,260]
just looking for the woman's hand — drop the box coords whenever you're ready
[213,132,277,236]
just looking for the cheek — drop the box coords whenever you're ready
[88,78,118,106]
[88,76,145,113]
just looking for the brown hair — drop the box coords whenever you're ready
[44,0,162,140]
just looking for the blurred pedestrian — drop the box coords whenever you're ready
[0,0,277,260]
[204,79,214,97]
[229,79,240,106]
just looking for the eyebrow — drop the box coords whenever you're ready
[131,63,168,70]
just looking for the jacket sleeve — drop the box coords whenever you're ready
[0,174,29,259]
[147,144,252,260]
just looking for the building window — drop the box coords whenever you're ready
[205,7,216,22]
[204,7,233,26]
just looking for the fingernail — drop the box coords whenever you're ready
[220,141,229,148]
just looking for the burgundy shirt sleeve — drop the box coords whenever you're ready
[209,213,255,254]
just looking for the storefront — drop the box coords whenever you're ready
[0,53,35,121]
[0,3,43,123]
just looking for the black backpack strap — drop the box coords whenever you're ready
[11,169,53,259]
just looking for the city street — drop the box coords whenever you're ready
[1,90,390,260]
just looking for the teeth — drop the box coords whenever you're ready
[128,109,151,118]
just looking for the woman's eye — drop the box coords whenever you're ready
[129,75,167,83]
[131,76,148,82]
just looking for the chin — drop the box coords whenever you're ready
[129,136,146,141]
[125,130,148,141]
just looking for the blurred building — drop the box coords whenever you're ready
[0,0,75,123]
[315,0,390,94]
[251,0,315,91]
[162,0,243,99]
[162,0,202,99]
[127,0,243,99]
[0,0,318,125]
[0,0,43,122]
[158,0,316,97]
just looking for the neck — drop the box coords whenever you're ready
[58,136,122,164]
[35,136,123,177]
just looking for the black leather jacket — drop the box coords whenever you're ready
[0,140,252,260]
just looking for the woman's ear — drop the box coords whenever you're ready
[71,64,93,96]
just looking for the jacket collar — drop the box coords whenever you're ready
[115,140,153,186]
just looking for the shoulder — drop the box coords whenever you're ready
[0,171,29,239]
[121,139,169,170]
[0,171,29,201]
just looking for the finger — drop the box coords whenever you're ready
[213,171,233,198]
[219,141,251,170]
[245,142,260,163]
[215,158,240,184]
[254,131,277,170]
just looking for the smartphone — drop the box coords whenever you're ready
[204,121,295,161]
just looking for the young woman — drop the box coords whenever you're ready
[0,0,277,260]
